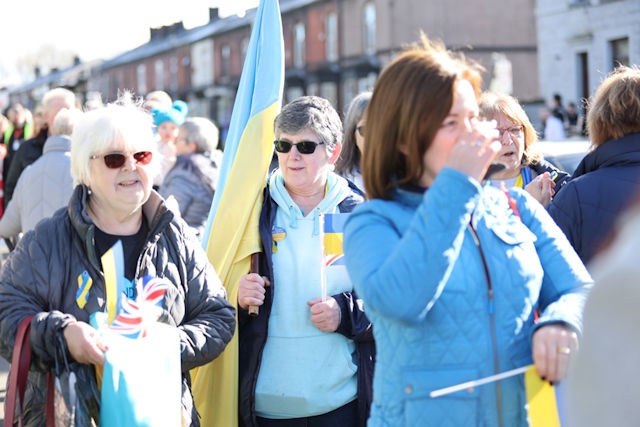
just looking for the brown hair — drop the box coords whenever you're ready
[587,65,640,147]
[363,35,483,200]
[478,91,542,166]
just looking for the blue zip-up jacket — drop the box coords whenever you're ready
[547,132,640,265]
[238,171,374,427]
[344,168,592,427]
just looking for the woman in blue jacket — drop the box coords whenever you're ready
[343,36,592,426]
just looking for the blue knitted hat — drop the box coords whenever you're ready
[153,100,188,126]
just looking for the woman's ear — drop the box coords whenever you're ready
[398,142,409,155]
[328,142,342,164]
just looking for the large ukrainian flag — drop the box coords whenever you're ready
[191,0,284,425]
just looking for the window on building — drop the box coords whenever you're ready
[610,37,629,69]
[137,64,147,95]
[294,22,306,68]
[154,59,165,90]
[320,82,338,107]
[170,56,178,92]
[221,44,231,77]
[286,86,304,103]
[241,37,250,61]
[326,13,338,62]
[363,2,376,55]
[192,39,214,87]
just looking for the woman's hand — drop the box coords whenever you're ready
[446,120,501,183]
[525,172,556,206]
[63,321,106,366]
[307,297,341,332]
[237,273,270,310]
[532,323,579,383]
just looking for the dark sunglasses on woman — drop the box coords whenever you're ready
[273,140,325,154]
[90,151,153,169]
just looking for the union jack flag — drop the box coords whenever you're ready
[110,276,170,339]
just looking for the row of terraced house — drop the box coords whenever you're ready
[4,0,639,131]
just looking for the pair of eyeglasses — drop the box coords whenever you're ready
[90,151,153,169]
[497,125,524,139]
[356,125,365,137]
[274,140,325,154]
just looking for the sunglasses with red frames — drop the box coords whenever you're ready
[90,151,153,169]
[274,140,325,154]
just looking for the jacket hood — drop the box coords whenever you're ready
[268,169,352,234]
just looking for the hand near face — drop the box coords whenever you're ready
[445,119,502,183]
[308,297,340,332]
[420,80,501,187]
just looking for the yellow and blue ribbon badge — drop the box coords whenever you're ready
[272,225,286,254]
[323,213,350,266]
[76,270,93,309]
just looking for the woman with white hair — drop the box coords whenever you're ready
[0,94,235,426]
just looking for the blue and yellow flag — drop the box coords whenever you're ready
[525,365,565,426]
[191,0,284,425]
[323,213,349,266]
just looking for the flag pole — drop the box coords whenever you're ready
[430,365,530,398]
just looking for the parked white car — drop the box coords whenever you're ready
[537,138,592,175]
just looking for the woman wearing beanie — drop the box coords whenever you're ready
[152,100,188,187]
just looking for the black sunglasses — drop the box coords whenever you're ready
[356,125,365,137]
[90,151,153,169]
[274,140,325,154]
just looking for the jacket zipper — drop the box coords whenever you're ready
[468,221,503,427]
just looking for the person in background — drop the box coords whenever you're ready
[0,93,235,426]
[336,91,371,193]
[547,65,640,266]
[237,96,374,427]
[31,105,46,138]
[551,93,568,125]
[343,35,592,426]
[4,88,77,209]
[152,100,189,187]
[159,117,222,237]
[1,103,33,190]
[0,108,82,238]
[479,91,570,206]
[565,101,583,137]
[567,199,640,427]
[539,105,566,140]
[0,113,9,139]
[143,89,173,113]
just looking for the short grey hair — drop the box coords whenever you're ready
[70,92,157,186]
[274,96,342,151]
[180,117,219,154]
[51,108,83,136]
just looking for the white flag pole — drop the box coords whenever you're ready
[429,365,530,398]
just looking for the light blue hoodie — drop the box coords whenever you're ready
[255,170,358,418]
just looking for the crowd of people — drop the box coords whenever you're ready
[0,33,638,426]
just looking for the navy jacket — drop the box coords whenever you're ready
[548,132,640,264]
[238,179,374,427]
